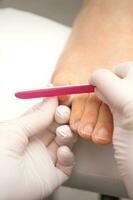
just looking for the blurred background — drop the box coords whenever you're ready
[0,0,82,26]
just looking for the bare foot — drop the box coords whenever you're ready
[52,0,133,144]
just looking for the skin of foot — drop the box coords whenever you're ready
[52,0,133,144]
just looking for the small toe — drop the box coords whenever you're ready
[70,94,88,133]
[78,94,101,140]
[92,103,113,144]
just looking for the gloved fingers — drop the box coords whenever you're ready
[94,89,109,105]
[90,69,122,95]
[48,140,58,164]
[55,125,78,148]
[113,62,133,81]
[18,97,58,138]
[48,121,59,133]
[56,146,75,179]
[55,105,70,124]
[37,104,72,156]
[49,104,70,132]
[47,125,77,164]
[42,105,71,147]
[37,129,55,147]
[47,105,71,136]
[90,69,126,109]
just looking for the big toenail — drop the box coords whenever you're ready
[95,128,110,141]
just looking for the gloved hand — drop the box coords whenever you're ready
[90,62,133,199]
[0,97,77,200]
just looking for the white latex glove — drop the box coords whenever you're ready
[0,97,77,200]
[90,62,133,199]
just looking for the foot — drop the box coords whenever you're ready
[52,0,133,144]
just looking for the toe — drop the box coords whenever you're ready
[92,103,113,144]
[70,94,88,133]
[78,94,101,139]
[52,73,70,103]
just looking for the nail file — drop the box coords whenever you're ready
[15,84,95,99]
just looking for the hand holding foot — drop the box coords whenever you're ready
[90,62,133,199]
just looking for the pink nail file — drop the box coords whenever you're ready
[15,84,95,99]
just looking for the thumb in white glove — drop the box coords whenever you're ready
[0,97,76,200]
[90,62,133,199]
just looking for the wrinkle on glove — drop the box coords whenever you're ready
[90,62,133,199]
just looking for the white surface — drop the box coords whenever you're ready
[0,8,128,198]
[0,8,70,120]
[49,186,99,200]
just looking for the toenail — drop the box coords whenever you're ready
[81,125,93,136]
[95,128,110,141]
